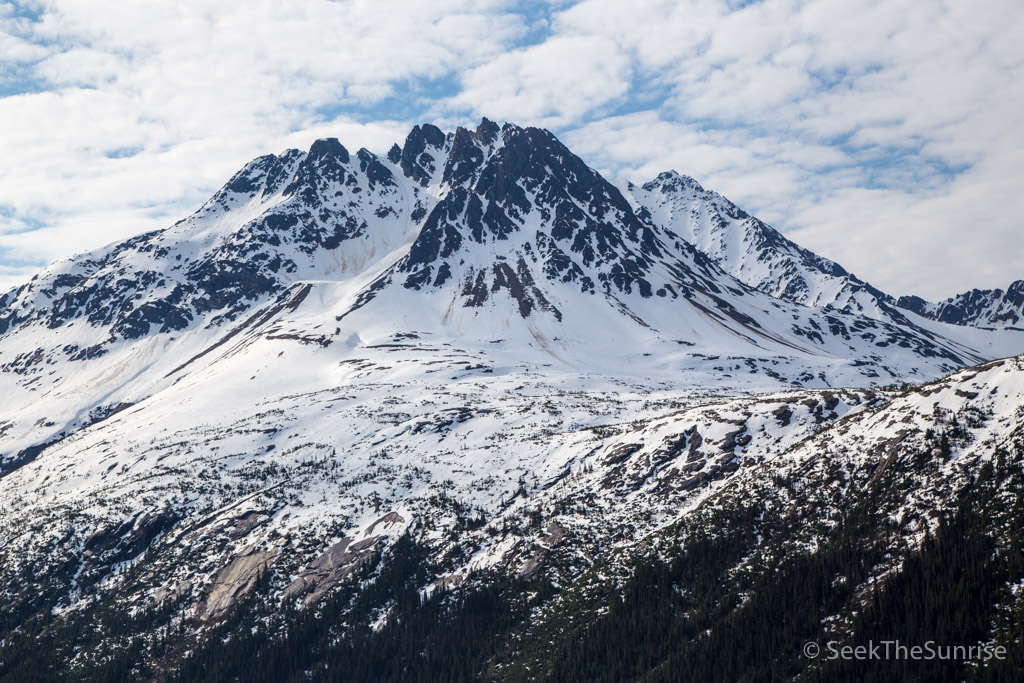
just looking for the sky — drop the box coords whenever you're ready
[0,0,1022,301]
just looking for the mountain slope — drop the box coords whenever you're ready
[3,346,1021,680]
[509,353,1024,682]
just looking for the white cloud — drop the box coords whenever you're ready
[0,31,48,64]
[448,34,631,127]
[789,142,1024,299]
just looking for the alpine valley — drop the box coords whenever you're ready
[1,120,1022,682]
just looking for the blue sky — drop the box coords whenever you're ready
[1,0,1022,300]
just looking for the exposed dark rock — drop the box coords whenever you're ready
[387,143,402,164]
[400,123,446,186]
[602,443,643,467]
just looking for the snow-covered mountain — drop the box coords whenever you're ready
[619,171,897,319]
[621,170,1024,340]
[898,279,1024,329]
[0,119,1022,680]
[1,120,1020,473]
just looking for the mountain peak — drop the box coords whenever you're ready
[307,137,350,164]
[386,142,402,164]
[395,119,669,306]
[476,116,500,144]
[646,169,706,193]
[399,123,448,185]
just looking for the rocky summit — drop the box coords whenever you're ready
[1,120,1023,681]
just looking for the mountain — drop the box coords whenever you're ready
[620,170,897,320]
[0,119,1022,681]
[621,171,1024,339]
[898,279,1024,329]
[1,119,1019,471]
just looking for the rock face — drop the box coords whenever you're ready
[199,546,279,621]
[280,512,407,605]
[82,508,179,573]
[283,536,383,606]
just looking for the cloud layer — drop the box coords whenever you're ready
[1,0,1022,300]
